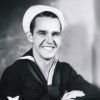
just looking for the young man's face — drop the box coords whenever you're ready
[30,17,62,60]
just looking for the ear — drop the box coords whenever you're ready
[26,32,33,43]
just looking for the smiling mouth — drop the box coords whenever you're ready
[42,46,55,51]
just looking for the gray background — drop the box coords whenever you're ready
[0,0,100,88]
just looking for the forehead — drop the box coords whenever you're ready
[34,17,61,32]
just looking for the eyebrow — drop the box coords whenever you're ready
[53,31,61,33]
[37,30,46,33]
[37,30,61,34]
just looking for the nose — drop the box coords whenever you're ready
[46,34,53,44]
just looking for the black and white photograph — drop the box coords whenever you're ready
[0,0,100,100]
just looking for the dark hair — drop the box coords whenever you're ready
[30,11,62,34]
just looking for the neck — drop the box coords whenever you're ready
[32,48,54,79]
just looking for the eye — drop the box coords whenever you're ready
[52,32,61,36]
[38,31,46,36]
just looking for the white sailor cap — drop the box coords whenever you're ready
[22,5,65,34]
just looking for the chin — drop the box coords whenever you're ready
[39,50,57,60]
[42,55,55,60]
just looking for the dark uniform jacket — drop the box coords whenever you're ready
[0,49,100,100]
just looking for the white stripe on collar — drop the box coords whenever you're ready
[47,57,58,85]
[19,55,58,85]
[18,55,35,62]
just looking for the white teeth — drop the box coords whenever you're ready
[43,47,53,51]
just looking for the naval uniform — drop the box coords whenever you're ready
[0,49,100,100]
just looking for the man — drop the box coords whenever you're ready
[0,5,100,100]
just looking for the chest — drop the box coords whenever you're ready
[21,65,70,100]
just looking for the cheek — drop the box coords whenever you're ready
[54,37,62,47]
[32,36,44,46]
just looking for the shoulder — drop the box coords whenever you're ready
[57,61,81,80]
[57,61,75,72]
[56,61,79,79]
[2,59,30,78]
